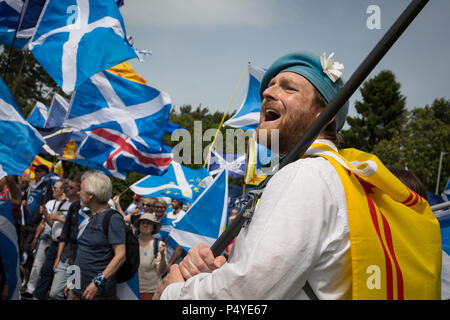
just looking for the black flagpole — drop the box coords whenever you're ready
[211,0,430,257]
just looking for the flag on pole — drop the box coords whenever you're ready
[0,200,21,300]
[29,0,138,94]
[207,149,246,178]
[130,162,212,202]
[64,68,172,148]
[0,77,44,178]
[0,0,46,49]
[224,64,265,131]
[27,101,49,127]
[168,169,229,252]
[44,93,69,128]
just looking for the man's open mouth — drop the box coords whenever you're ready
[264,108,281,122]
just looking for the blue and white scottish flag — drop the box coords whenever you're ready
[44,93,69,128]
[116,272,140,300]
[130,162,212,203]
[64,70,172,148]
[0,0,46,49]
[0,200,21,300]
[29,0,138,94]
[168,169,229,252]
[75,128,172,180]
[27,101,49,128]
[77,206,90,241]
[224,64,265,131]
[207,149,245,178]
[0,77,44,178]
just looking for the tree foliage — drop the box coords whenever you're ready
[372,98,450,192]
[0,45,67,117]
[341,70,407,152]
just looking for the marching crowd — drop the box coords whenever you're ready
[0,165,207,300]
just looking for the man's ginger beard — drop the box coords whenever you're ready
[256,104,320,155]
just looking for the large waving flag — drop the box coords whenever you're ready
[207,149,245,178]
[224,64,265,131]
[44,93,69,128]
[0,77,44,178]
[29,0,138,94]
[0,0,45,49]
[0,200,21,300]
[27,101,49,127]
[75,128,172,180]
[169,169,229,252]
[64,68,172,148]
[130,162,212,202]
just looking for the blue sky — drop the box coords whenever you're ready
[120,0,450,125]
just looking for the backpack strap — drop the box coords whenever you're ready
[102,208,118,236]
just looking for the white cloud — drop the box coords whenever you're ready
[121,0,304,29]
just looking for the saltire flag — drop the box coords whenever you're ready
[64,68,172,149]
[0,200,21,300]
[224,64,265,131]
[35,127,74,156]
[116,272,140,300]
[207,149,245,178]
[0,0,46,49]
[77,206,90,241]
[168,169,229,252]
[0,76,44,179]
[130,161,212,203]
[157,215,175,241]
[29,0,138,94]
[27,101,49,127]
[75,128,172,180]
[44,93,69,128]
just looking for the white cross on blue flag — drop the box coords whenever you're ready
[64,69,172,149]
[207,149,246,178]
[0,77,44,178]
[224,64,265,131]
[130,162,212,203]
[168,169,229,252]
[29,0,138,94]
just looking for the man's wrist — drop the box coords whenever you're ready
[92,273,107,288]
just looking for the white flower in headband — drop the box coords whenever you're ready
[320,52,344,83]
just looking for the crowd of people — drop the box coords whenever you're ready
[0,50,447,300]
[0,165,216,300]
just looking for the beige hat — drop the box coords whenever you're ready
[135,213,161,234]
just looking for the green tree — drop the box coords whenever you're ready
[373,98,450,192]
[341,70,407,152]
[0,45,66,117]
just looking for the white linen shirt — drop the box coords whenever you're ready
[162,140,351,300]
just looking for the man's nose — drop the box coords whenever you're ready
[262,84,280,101]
